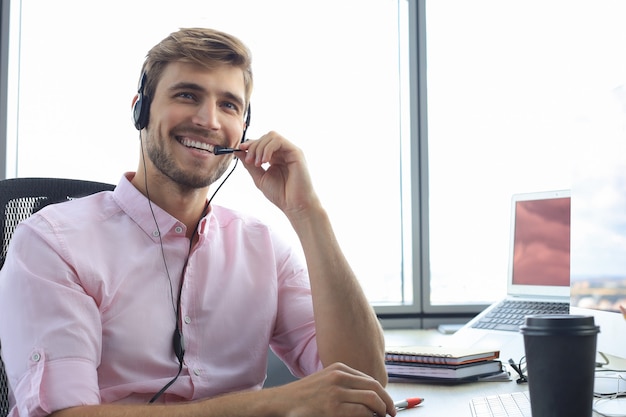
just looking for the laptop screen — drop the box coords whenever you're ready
[508,190,571,296]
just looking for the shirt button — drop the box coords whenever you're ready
[184,315,192,324]
[152,230,160,237]
[31,353,41,362]
[193,368,202,376]
[175,226,183,234]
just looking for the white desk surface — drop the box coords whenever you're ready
[387,380,528,417]
[383,329,607,416]
[384,329,521,416]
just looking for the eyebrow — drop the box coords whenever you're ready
[169,81,246,112]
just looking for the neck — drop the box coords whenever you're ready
[131,170,210,239]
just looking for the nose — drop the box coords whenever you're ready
[192,100,220,130]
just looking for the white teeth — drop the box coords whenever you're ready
[179,137,213,152]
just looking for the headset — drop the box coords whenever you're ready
[132,72,251,146]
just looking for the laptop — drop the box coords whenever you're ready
[443,190,572,360]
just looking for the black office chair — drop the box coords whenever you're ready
[0,177,115,417]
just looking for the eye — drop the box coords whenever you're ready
[175,92,196,101]
[221,101,239,113]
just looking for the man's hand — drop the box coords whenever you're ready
[238,132,320,219]
[269,363,396,417]
[239,131,387,384]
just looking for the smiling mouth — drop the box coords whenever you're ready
[176,136,214,153]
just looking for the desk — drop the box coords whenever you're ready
[387,376,530,416]
[383,329,608,416]
[384,329,523,416]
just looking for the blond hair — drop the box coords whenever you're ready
[140,27,253,107]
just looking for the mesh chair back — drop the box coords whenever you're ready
[0,177,115,417]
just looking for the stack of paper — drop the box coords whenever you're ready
[385,345,509,382]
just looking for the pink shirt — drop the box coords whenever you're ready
[0,173,321,417]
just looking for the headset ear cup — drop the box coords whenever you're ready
[133,72,150,130]
[133,93,150,130]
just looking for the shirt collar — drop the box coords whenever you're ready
[112,172,186,242]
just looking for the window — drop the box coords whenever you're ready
[2,0,415,310]
[5,1,623,322]
[423,0,626,313]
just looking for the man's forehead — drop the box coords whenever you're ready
[157,61,246,101]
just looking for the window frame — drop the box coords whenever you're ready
[1,0,12,178]
[0,0,489,328]
[377,0,487,328]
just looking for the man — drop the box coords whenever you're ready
[0,28,394,417]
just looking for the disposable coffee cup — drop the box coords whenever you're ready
[520,314,599,417]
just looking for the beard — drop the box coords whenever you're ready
[144,130,232,190]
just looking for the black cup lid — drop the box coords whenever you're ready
[519,314,600,336]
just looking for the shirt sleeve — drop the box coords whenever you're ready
[269,232,323,377]
[0,215,102,417]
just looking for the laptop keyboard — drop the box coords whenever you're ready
[470,391,531,417]
[471,299,570,332]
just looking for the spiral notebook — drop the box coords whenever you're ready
[385,345,500,365]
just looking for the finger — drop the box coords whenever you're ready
[253,135,284,166]
[365,386,396,417]
[325,364,396,416]
[340,389,395,417]
[326,361,367,375]
[242,132,298,167]
[238,133,272,165]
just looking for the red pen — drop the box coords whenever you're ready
[394,397,424,410]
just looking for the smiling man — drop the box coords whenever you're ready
[0,28,393,417]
